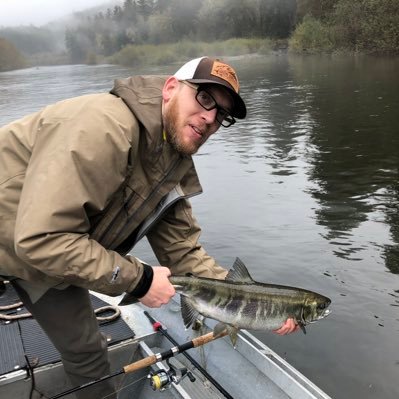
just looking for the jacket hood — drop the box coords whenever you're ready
[110,75,167,153]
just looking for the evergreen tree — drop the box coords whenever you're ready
[0,37,26,71]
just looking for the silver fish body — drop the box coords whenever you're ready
[170,258,331,343]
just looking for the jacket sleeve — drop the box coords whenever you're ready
[14,95,144,295]
[146,198,228,279]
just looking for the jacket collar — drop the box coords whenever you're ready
[111,75,166,155]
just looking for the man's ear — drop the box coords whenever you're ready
[162,76,180,104]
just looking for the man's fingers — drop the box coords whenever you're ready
[138,266,175,307]
[273,318,299,335]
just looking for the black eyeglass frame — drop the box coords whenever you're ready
[180,80,236,127]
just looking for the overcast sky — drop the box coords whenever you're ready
[0,0,118,27]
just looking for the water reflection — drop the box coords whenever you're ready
[382,184,399,274]
[286,55,399,268]
[0,63,159,124]
[234,58,317,178]
[213,54,399,271]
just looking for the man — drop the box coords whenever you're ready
[0,57,297,398]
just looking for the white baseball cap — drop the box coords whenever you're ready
[174,56,246,119]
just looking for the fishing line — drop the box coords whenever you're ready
[144,311,234,399]
[100,375,148,399]
[49,329,228,399]
[197,326,208,370]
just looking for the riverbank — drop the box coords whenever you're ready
[0,37,279,72]
[107,38,276,67]
[2,35,398,74]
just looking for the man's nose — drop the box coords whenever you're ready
[200,107,218,124]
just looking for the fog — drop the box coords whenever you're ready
[0,0,119,27]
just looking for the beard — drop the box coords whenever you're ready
[163,95,204,156]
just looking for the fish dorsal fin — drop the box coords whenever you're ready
[225,257,255,284]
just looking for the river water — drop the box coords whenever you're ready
[1,54,398,399]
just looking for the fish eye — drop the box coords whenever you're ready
[317,303,326,310]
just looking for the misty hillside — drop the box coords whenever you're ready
[1,0,397,72]
[0,1,120,54]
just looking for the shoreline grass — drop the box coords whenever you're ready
[108,38,276,67]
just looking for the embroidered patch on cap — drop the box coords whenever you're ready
[210,61,239,93]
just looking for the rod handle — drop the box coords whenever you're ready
[123,355,157,374]
[192,330,228,347]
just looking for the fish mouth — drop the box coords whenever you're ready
[320,309,331,319]
[308,309,331,324]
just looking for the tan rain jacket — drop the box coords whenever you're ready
[0,75,227,296]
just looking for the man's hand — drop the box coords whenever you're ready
[273,318,300,335]
[139,266,175,308]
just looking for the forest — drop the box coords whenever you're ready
[1,0,398,71]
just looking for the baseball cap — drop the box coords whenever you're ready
[174,57,246,119]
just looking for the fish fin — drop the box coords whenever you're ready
[118,292,139,306]
[191,315,205,331]
[213,322,228,337]
[298,308,307,334]
[213,323,239,348]
[180,296,200,329]
[225,257,255,284]
[298,322,307,335]
[227,326,239,348]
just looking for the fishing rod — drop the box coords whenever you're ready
[49,327,228,399]
[144,310,234,399]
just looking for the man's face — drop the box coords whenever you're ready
[163,80,234,155]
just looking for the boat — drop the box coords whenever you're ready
[0,282,332,399]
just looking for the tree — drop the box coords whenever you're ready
[332,0,399,53]
[257,0,297,38]
[295,0,338,22]
[136,0,154,20]
[154,0,171,14]
[123,0,138,22]
[65,29,88,63]
[198,0,231,40]
[168,0,204,39]
[0,27,58,55]
[113,5,124,22]
[224,0,258,38]
[0,37,26,71]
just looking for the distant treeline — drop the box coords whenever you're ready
[67,0,399,63]
[64,0,298,64]
[0,25,66,71]
[0,0,398,71]
[291,0,399,54]
[0,38,26,72]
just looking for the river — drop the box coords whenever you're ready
[1,54,398,399]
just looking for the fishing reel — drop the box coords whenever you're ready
[148,358,196,391]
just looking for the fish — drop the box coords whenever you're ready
[170,258,331,346]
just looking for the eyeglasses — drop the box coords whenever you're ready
[180,81,236,127]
